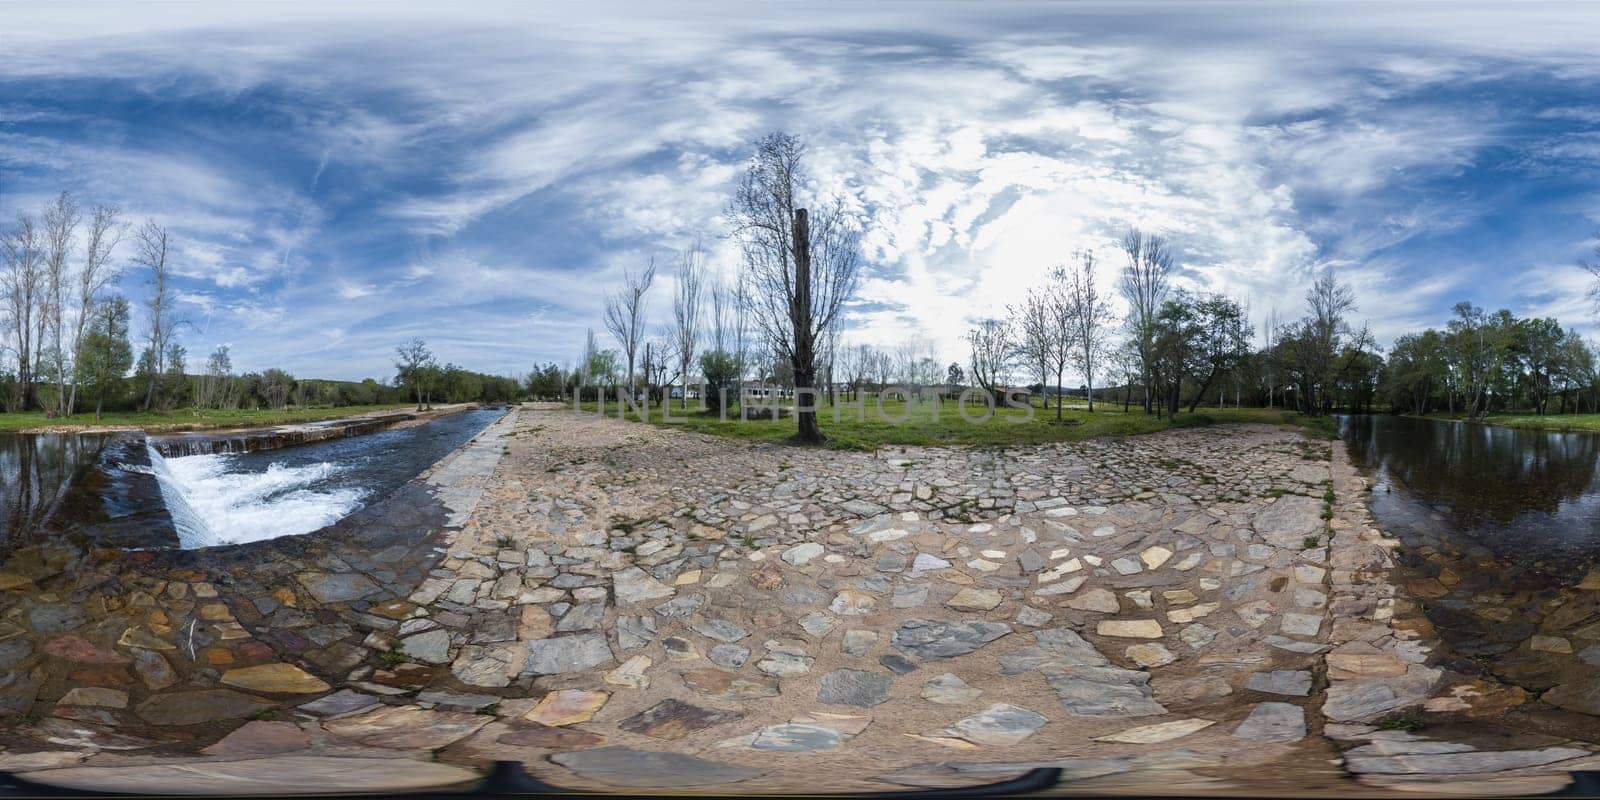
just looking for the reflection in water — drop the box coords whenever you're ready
[1,408,505,555]
[1339,414,1600,572]
[0,432,115,546]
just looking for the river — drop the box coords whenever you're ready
[0,407,505,553]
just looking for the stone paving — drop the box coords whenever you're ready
[1,405,1597,795]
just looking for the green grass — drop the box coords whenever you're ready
[1478,413,1600,433]
[0,404,413,433]
[1420,412,1600,434]
[575,397,1330,450]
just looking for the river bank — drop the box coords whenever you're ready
[0,404,419,435]
[1415,412,1600,434]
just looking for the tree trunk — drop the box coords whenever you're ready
[790,209,824,445]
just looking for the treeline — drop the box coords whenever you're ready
[390,338,522,409]
[966,224,1600,420]
[1382,305,1596,417]
[3,192,523,418]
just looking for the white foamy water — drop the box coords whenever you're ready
[145,444,366,548]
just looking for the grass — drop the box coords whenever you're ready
[0,404,413,433]
[1469,413,1600,434]
[575,397,1331,450]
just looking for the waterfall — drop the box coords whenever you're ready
[142,441,365,549]
[144,443,220,548]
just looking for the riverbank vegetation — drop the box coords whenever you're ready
[1424,412,1600,434]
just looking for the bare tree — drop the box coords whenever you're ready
[1044,268,1078,420]
[1305,268,1357,415]
[1119,228,1174,414]
[41,192,80,415]
[133,220,175,411]
[708,269,732,354]
[1061,250,1114,412]
[67,203,122,415]
[966,317,1014,397]
[603,258,657,399]
[1012,287,1053,408]
[729,132,862,444]
[1262,306,1280,407]
[579,328,599,389]
[198,344,236,409]
[1,213,44,411]
[671,243,704,408]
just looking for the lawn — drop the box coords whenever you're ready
[0,404,414,433]
[573,397,1331,450]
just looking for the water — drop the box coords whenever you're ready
[1337,415,1600,573]
[143,408,504,548]
[0,431,118,548]
[0,408,504,552]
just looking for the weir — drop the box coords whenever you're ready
[4,407,504,555]
[146,410,422,457]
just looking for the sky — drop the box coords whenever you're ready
[3,1,1599,383]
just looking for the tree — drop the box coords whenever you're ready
[74,296,132,419]
[524,362,565,400]
[67,203,122,414]
[604,258,657,399]
[395,337,436,410]
[1584,229,1600,319]
[1183,294,1250,413]
[1,213,43,411]
[1062,250,1114,412]
[1012,288,1053,409]
[133,220,176,412]
[261,368,295,410]
[198,344,236,409]
[1303,269,1358,415]
[1119,228,1175,414]
[41,192,80,415]
[947,362,965,387]
[728,132,862,444]
[671,243,704,408]
[699,350,740,414]
[162,342,188,409]
[966,317,1014,397]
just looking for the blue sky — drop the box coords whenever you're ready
[3,2,1598,382]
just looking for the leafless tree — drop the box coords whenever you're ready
[67,203,122,414]
[1119,228,1174,414]
[728,132,862,444]
[1061,250,1114,412]
[642,336,674,402]
[604,258,657,399]
[966,317,1014,397]
[1262,306,1280,408]
[1043,268,1078,420]
[581,328,600,388]
[708,269,732,354]
[671,242,705,408]
[133,220,175,412]
[1012,287,1053,408]
[41,192,80,415]
[1,214,44,411]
